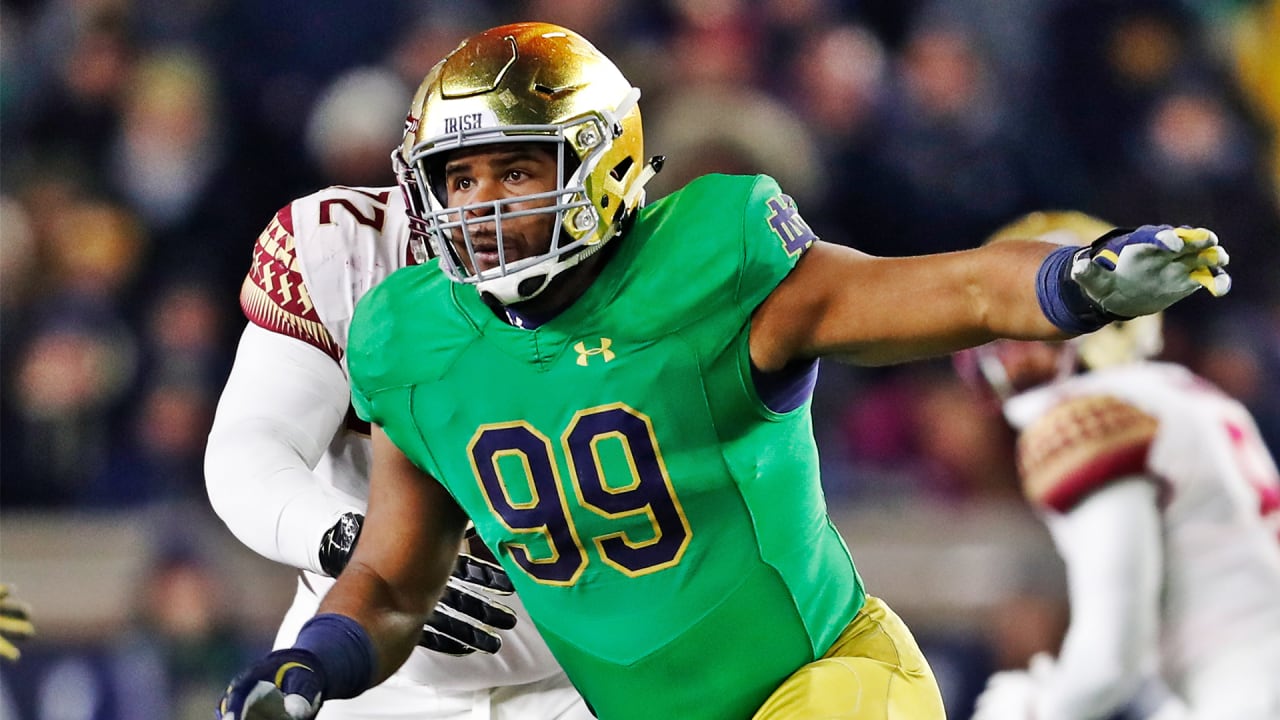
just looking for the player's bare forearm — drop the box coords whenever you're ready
[751,240,1065,369]
[315,562,445,683]
[316,424,470,682]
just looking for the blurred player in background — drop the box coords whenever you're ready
[0,584,34,720]
[203,176,590,717]
[0,584,35,662]
[957,211,1280,720]
[216,22,1233,720]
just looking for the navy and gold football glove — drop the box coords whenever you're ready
[217,648,326,720]
[1072,224,1230,318]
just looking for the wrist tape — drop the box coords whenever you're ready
[1035,245,1124,335]
[294,613,376,700]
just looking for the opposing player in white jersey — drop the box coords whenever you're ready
[957,211,1280,720]
[204,183,592,719]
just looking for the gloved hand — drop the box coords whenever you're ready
[419,531,517,655]
[320,514,517,655]
[217,648,326,720]
[1072,224,1230,318]
[0,584,35,662]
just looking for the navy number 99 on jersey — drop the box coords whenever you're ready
[467,403,693,585]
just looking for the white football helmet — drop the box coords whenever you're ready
[396,22,660,304]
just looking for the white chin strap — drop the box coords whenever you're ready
[475,241,596,305]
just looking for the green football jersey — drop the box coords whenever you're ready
[349,174,866,720]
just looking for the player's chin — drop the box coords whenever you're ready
[470,244,535,274]
[473,251,501,272]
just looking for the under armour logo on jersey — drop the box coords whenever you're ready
[574,338,615,366]
[766,194,818,257]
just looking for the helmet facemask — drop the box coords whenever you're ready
[402,101,636,304]
[392,148,433,265]
[397,23,655,306]
[955,339,1081,403]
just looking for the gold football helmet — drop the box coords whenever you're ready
[396,22,659,304]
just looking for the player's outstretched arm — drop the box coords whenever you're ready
[217,426,468,720]
[751,225,1229,369]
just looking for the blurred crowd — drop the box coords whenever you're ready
[4,0,1279,510]
[1,0,1278,717]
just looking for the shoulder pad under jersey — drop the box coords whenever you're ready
[1018,394,1158,512]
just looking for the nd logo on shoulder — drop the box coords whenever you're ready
[766,194,817,257]
[575,338,615,366]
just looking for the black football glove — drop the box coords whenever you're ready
[419,530,516,654]
[319,514,517,655]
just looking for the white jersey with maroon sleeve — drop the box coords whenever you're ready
[237,186,405,512]
[236,185,574,697]
[1002,361,1280,715]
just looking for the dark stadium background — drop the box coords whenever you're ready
[2,1,1277,718]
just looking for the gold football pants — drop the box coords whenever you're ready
[753,596,947,719]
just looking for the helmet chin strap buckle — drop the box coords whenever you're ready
[479,267,554,306]
[622,155,665,209]
[516,274,551,299]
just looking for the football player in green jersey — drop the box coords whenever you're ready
[217,22,1232,720]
